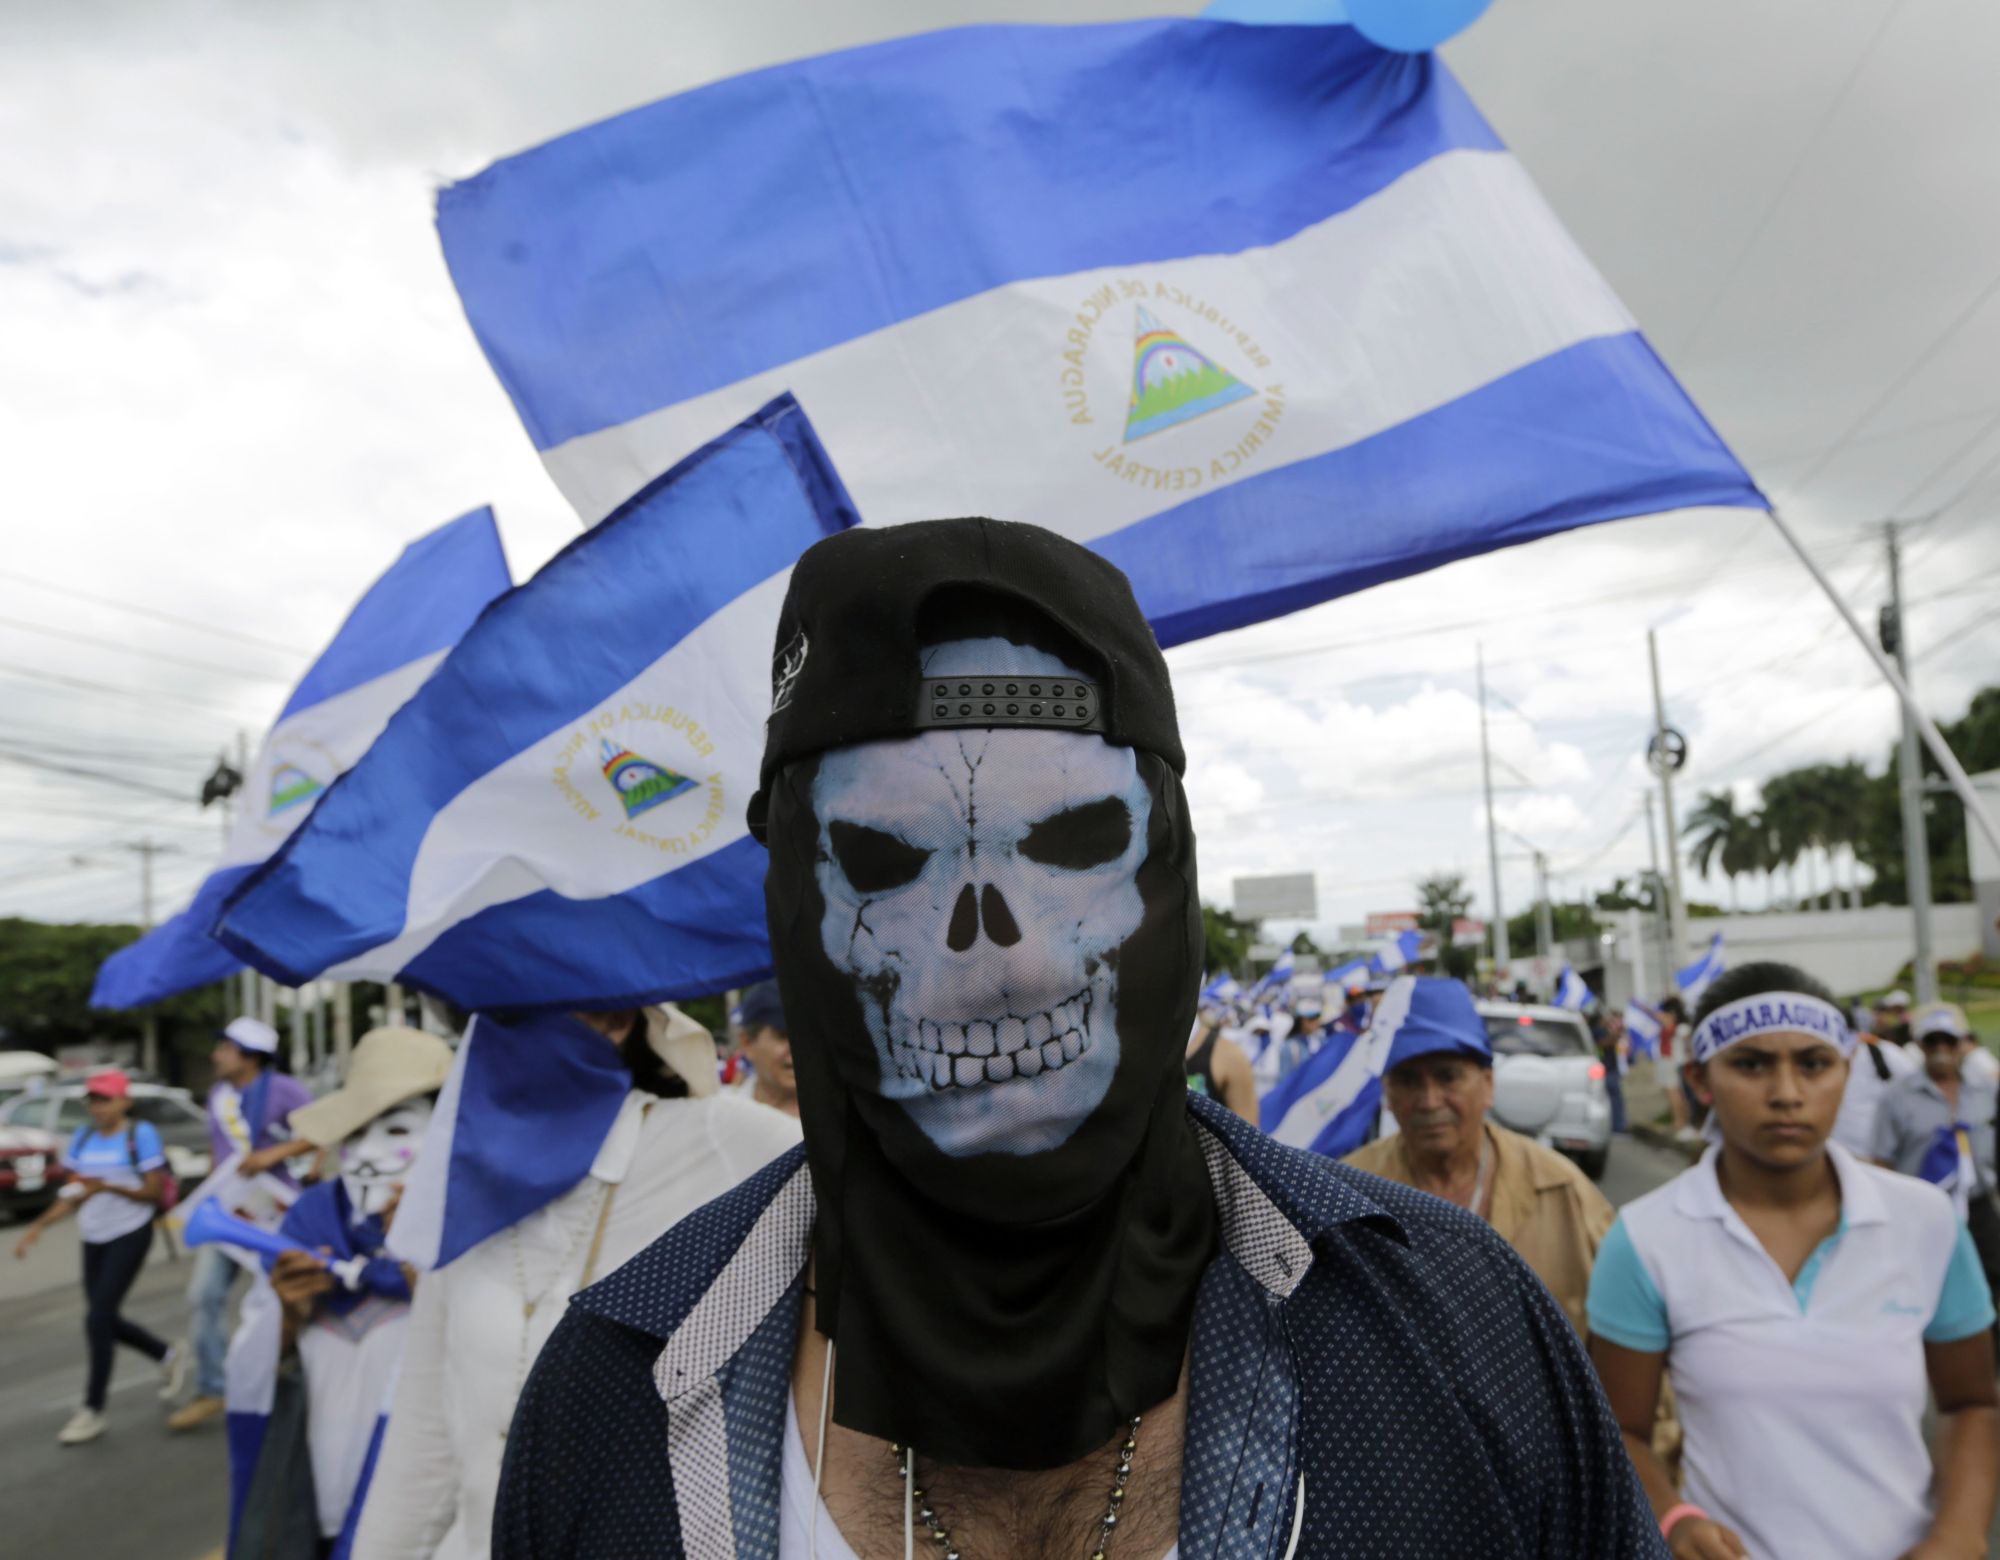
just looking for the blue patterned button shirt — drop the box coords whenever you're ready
[495,1095,1666,1559]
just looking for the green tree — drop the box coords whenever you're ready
[0,918,227,1084]
[1857,685,2000,905]
[1201,904,1259,979]
[1683,789,1764,911]
[1415,872,1475,980]
[1287,930,1322,958]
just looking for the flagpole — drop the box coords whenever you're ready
[1766,508,2000,860]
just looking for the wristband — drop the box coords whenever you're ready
[1659,1503,1708,1541]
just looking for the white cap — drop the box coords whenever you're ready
[220,1015,280,1056]
[1914,1003,1971,1042]
[1879,989,1912,1010]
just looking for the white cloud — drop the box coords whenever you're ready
[2,0,1997,930]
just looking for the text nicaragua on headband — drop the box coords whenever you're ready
[1689,992,1854,1065]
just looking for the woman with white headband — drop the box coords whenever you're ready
[1586,961,1999,1560]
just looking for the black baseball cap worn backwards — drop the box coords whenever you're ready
[748,517,1185,840]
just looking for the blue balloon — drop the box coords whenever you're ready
[1201,0,1349,21]
[1345,0,1492,51]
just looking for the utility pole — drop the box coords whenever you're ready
[1533,850,1555,966]
[1884,524,1938,1005]
[123,840,175,1076]
[1647,630,1691,968]
[1477,644,1511,971]
[333,984,354,1077]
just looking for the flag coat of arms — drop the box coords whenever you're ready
[91,509,511,1009]
[438,18,1762,649]
[215,396,857,1009]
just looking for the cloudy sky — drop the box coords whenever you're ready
[3,0,1996,955]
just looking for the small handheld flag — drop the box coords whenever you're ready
[1554,965,1592,1011]
[1675,932,1726,1006]
[1623,999,1663,1060]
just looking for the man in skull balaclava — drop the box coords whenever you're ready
[496,519,1674,1560]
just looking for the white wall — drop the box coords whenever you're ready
[1681,904,1983,997]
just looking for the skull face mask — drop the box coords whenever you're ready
[754,520,1218,1474]
[812,639,1150,1159]
[339,1100,433,1220]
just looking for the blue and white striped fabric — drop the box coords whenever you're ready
[1260,975,1419,1157]
[1252,949,1297,1001]
[91,510,510,1009]
[1676,932,1727,1006]
[386,1012,630,1271]
[1200,972,1243,1008]
[1554,965,1592,1011]
[1623,999,1663,1060]
[1326,957,1372,994]
[1371,927,1424,976]
[439,18,1761,651]
[214,396,856,1007]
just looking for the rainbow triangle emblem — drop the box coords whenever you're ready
[267,764,324,817]
[599,738,697,820]
[1123,305,1255,443]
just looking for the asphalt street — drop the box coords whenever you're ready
[0,1225,224,1560]
[0,1133,1964,1558]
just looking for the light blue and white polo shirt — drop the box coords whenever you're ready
[61,1121,166,1245]
[1589,1137,1993,1560]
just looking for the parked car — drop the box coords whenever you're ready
[1476,1001,1612,1179]
[0,1050,59,1113]
[0,1081,213,1218]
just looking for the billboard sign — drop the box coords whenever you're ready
[1233,872,1318,921]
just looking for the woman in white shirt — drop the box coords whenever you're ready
[1588,962,1999,1560]
[352,1006,801,1560]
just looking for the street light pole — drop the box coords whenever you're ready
[1477,643,1510,970]
[1648,629,1691,968]
[123,839,175,1076]
[1884,523,1939,1005]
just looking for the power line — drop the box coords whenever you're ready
[0,660,258,716]
[0,567,313,658]
[0,610,292,684]
[1677,0,1912,362]
[1170,538,1876,678]
[1788,258,2000,497]
[0,748,198,803]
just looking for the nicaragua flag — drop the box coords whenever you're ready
[1623,999,1663,1060]
[1252,948,1297,1000]
[1260,975,1416,1157]
[1676,932,1726,1006]
[91,509,510,1009]
[1918,1123,1980,1223]
[215,396,856,1008]
[1554,965,1592,1011]
[1372,928,1423,975]
[1326,957,1372,994]
[437,18,1763,650]
[385,1012,630,1270]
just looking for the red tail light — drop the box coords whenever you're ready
[1588,1063,1606,1081]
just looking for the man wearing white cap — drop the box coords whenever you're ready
[1875,1002,1999,1220]
[170,1014,316,1432]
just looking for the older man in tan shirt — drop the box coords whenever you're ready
[1344,980,1679,1472]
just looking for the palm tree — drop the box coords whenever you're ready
[1684,790,1752,911]
[1818,759,1870,908]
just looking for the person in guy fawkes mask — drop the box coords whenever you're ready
[495,519,1666,1560]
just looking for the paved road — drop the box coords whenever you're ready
[0,1227,225,1560]
[0,1133,1974,1557]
